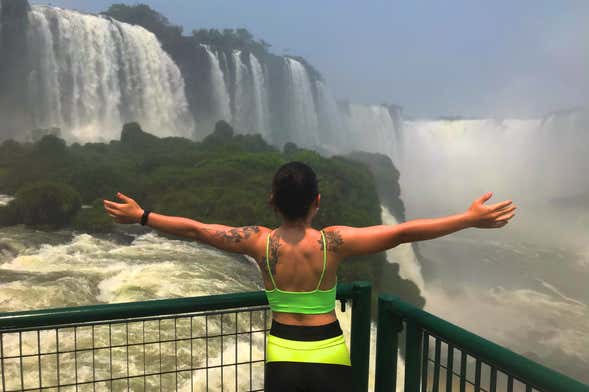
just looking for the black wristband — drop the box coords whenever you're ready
[140,210,151,226]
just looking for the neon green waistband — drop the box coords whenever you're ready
[266,334,351,366]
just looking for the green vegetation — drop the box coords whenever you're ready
[103,4,271,57]
[0,122,424,307]
[102,4,183,48]
[192,28,272,57]
[345,151,406,221]
[2,182,81,228]
[0,121,383,229]
[101,3,322,80]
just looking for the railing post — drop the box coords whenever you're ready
[350,281,372,392]
[405,319,423,392]
[375,294,404,392]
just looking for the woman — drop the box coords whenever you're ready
[103,161,516,391]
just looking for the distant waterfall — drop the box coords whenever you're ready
[399,113,589,232]
[18,4,405,152]
[231,50,247,129]
[315,81,347,150]
[202,44,232,124]
[26,6,193,141]
[231,50,267,135]
[199,48,270,138]
[380,205,425,290]
[284,58,320,147]
[340,104,400,160]
[249,53,270,139]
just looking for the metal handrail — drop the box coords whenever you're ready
[374,293,589,392]
[0,281,372,392]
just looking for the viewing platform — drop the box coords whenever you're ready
[0,282,587,391]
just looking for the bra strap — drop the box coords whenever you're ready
[266,231,278,289]
[316,230,327,290]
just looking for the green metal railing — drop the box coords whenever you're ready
[374,294,589,392]
[3,284,587,392]
[0,281,371,392]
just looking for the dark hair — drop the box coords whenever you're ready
[271,161,318,221]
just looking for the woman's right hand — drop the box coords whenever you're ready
[466,192,516,228]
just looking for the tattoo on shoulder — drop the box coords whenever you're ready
[318,230,344,252]
[211,226,260,243]
[268,231,281,274]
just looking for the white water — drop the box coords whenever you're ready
[199,48,271,139]
[284,58,320,147]
[26,6,193,142]
[380,206,425,291]
[0,194,14,207]
[341,104,400,158]
[231,50,248,132]
[394,110,589,381]
[329,107,589,381]
[230,50,270,137]
[202,45,232,125]
[315,81,348,150]
[400,112,589,246]
[249,53,271,139]
[0,226,355,390]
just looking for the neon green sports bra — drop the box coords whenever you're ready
[264,230,337,314]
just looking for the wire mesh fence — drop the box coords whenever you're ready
[421,332,540,392]
[0,306,271,392]
[0,282,370,392]
[374,294,589,392]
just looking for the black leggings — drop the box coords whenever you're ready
[264,320,353,392]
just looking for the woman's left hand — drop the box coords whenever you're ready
[103,192,144,224]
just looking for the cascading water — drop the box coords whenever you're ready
[231,50,251,133]
[199,47,270,139]
[26,6,193,142]
[395,110,589,381]
[400,114,589,237]
[249,53,270,139]
[340,104,400,159]
[315,80,348,150]
[380,205,425,291]
[283,58,320,147]
[202,44,232,125]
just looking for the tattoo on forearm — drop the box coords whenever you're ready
[319,230,344,252]
[209,226,260,243]
[268,231,282,274]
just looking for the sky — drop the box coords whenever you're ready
[32,0,589,117]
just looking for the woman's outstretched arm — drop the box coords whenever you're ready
[323,192,516,258]
[103,192,268,257]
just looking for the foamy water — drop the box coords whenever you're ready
[0,226,357,390]
[0,194,14,207]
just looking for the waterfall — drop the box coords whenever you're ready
[380,205,425,291]
[231,50,249,131]
[315,80,347,150]
[202,44,232,124]
[283,57,320,147]
[26,6,193,142]
[249,53,270,140]
[340,104,401,160]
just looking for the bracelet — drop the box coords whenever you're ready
[140,210,151,226]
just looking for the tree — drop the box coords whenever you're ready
[213,120,234,139]
[102,4,182,46]
[13,182,81,228]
